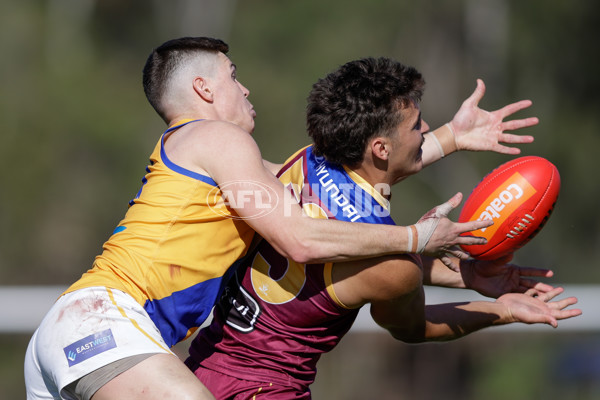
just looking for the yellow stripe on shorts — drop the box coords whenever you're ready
[105,287,171,353]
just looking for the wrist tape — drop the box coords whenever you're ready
[407,218,440,254]
[428,124,459,159]
[407,196,455,254]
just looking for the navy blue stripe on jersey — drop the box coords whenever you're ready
[160,119,218,187]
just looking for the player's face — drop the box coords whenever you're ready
[211,53,256,133]
[388,103,429,183]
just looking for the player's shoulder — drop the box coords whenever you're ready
[186,119,250,141]
[176,119,259,155]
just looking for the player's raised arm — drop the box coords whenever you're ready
[421,79,538,166]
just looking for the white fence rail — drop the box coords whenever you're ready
[2,285,597,334]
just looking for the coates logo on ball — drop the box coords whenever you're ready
[458,156,560,260]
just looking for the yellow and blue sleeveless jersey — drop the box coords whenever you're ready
[65,119,255,347]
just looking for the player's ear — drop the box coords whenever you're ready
[370,137,389,161]
[193,76,214,102]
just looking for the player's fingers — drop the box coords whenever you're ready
[454,234,487,246]
[445,247,470,260]
[554,309,583,322]
[538,287,565,302]
[496,99,533,118]
[498,134,535,147]
[435,192,463,217]
[552,303,582,318]
[418,193,462,222]
[487,143,523,155]
[518,284,536,294]
[517,266,554,278]
[501,118,539,133]
[498,135,535,148]
[520,278,555,293]
[440,256,460,272]
[546,295,578,309]
[463,79,486,106]
[456,219,494,234]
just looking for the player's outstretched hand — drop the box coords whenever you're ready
[450,79,538,155]
[417,193,493,272]
[496,287,582,328]
[460,255,556,299]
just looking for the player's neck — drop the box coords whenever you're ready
[347,164,393,199]
[166,104,216,128]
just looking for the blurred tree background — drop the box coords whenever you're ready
[1,0,599,398]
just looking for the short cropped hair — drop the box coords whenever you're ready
[307,57,425,166]
[142,37,229,121]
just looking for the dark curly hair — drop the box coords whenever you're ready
[142,37,229,122]
[307,57,425,166]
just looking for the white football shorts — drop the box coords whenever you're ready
[24,286,174,399]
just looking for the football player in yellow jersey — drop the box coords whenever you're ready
[25,37,540,400]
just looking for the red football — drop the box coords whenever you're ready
[458,156,560,260]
